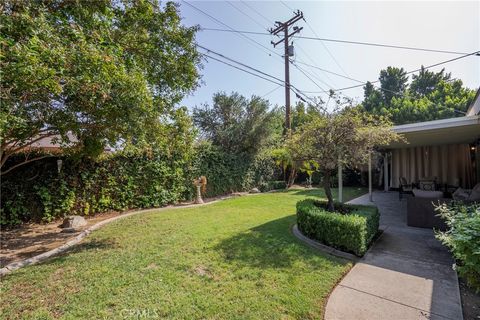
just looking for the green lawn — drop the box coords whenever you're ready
[0,187,365,319]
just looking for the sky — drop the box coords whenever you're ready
[178,1,480,110]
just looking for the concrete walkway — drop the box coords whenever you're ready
[325,192,462,320]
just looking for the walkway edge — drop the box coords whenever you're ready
[292,224,359,261]
[0,196,235,277]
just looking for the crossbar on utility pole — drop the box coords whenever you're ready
[270,10,303,134]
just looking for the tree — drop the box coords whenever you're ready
[362,66,475,125]
[0,0,201,175]
[362,82,382,113]
[379,67,408,104]
[286,108,399,211]
[410,66,451,97]
[192,92,276,154]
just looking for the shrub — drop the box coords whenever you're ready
[296,199,379,256]
[435,202,480,292]
[258,180,287,192]
[1,152,191,226]
[191,142,280,198]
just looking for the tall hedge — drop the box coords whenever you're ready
[1,153,191,226]
[190,142,280,198]
[1,143,280,226]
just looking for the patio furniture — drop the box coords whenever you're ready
[399,177,413,200]
[407,196,449,230]
[418,178,436,191]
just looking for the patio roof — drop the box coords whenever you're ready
[388,115,480,148]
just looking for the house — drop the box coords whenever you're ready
[336,88,480,202]
[385,88,480,191]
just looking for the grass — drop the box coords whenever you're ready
[0,187,366,319]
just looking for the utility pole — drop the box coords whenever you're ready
[270,10,303,134]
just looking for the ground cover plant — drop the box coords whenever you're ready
[0,187,365,319]
[296,199,379,256]
[435,202,480,292]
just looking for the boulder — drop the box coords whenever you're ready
[60,215,87,232]
[249,187,261,194]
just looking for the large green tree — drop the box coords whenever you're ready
[0,0,201,175]
[362,66,476,124]
[379,66,408,104]
[192,92,276,154]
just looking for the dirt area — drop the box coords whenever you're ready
[0,193,250,268]
[460,278,480,320]
[0,211,122,267]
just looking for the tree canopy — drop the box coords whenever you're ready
[286,108,399,210]
[0,0,201,174]
[361,66,476,125]
[192,92,277,154]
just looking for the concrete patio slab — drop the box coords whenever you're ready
[325,191,462,320]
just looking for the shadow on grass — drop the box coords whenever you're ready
[215,215,346,269]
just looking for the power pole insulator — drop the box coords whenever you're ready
[269,11,304,135]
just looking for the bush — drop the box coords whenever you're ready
[296,199,379,256]
[435,202,480,292]
[191,142,280,198]
[1,152,191,226]
[258,180,287,192]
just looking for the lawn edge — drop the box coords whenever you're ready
[0,196,239,277]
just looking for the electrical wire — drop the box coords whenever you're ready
[261,85,283,98]
[240,1,273,26]
[226,1,267,31]
[182,1,282,59]
[198,49,314,102]
[333,51,480,92]
[200,27,471,55]
[202,53,283,87]
[294,43,338,86]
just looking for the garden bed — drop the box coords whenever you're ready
[296,199,379,256]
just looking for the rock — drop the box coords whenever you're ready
[249,187,261,194]
[60,215,87,232]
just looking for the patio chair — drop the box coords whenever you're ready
[399,177,413,200]
[418,177,437,191]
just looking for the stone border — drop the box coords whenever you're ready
[0,196,238,277]
[292,224,359,261]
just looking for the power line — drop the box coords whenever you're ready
[202,53,283,87]
[280,1,294,12]
[198,47,314,102]
[291,60,332,91]
[182,1,282,59]
[294,43,338,86]
[303,19,351,77]
[197,45,284,84]
[333,51,480,92]
[295,59,365,84]
[261,85,283,98]
[240,1,273,26]
[226,1,267,31]
[200,28,471,55]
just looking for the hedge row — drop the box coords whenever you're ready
[296,199,379,256]
[1,143,281,226]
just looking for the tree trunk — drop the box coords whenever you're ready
[287,165,296,188]
[323,170,335,211]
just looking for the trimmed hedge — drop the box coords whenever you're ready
[296,199,379,256]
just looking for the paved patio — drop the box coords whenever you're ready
[325,191,463,320]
